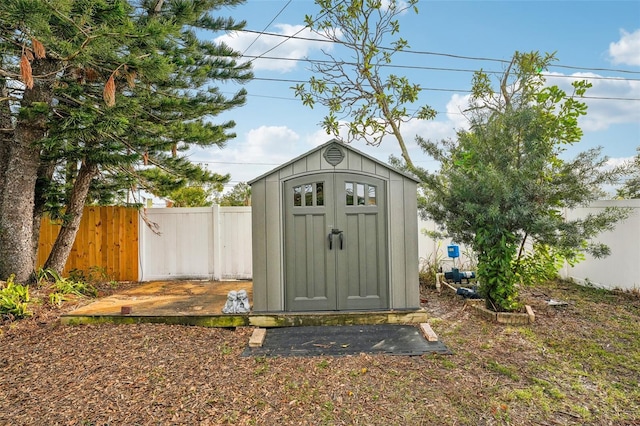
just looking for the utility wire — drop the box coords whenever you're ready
[241,0,292,56]
[242,55,640,82]
[239,29,640,75]
[246,1,347,66]
[248,77,640,101]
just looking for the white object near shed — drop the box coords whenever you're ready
[248,139,420,313]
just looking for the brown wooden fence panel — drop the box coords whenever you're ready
[37,206,139,281]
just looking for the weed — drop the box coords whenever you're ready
[253,356,269,375]
[510,388,536,403]
[530,377,565,400]
[218,343,232,355]
[569,404,592,420]
[38,268,97,307]
[48,292,68,307]
[486,360,521,381]
[0,275,31,319]
[321,401,334,412]
[438,358,457,370]
[70,266,116,285]
[53,277,97,298]
[317,359,330,369]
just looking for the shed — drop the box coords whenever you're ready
[248,139,420,313]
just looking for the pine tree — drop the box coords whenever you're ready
[0,0,252,280]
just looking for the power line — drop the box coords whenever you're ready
[239,29,640,76]
[198,160,279,166]
[246,1,348,66]
[242,54,640,82]
[241,0,293,56]
[248,77,640,102]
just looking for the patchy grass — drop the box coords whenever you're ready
[0,279,639,425]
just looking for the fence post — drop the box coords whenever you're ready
[138,210,145,281]
[212,204,221,281]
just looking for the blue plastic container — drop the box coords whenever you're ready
[447,245,460,258]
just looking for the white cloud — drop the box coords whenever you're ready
[380,0,414,14]
[605,156,634,168]
[215,25,333,73]
[609,29,640,66]
[241,125,301,162]
[545,72,640,132]
[308,128,337,147]
[189,125,305,185]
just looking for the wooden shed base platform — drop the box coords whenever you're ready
[61,280,429,328]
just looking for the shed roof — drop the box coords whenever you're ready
[248,138,420,185]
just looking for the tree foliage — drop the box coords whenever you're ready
[293,0,435,169]
[617,147,640,199]
[417,51,629,311]
[169,186,214,207]
[215,182,251,206]
[138,166,226,207]
[0,0,252,281]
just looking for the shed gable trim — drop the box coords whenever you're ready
[248,139,419,185]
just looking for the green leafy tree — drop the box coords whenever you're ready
[215,182,251,206]
[0,0,251,281]
[417,51,629,311]
[617,147,640,199]
[293,0,435,169]
[139,166,225,207]
[169,186,214,207]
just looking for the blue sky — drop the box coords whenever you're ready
[191,0,640,192]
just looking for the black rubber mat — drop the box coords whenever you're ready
[241,324,452,357]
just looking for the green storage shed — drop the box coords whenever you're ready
[248,139,420,313]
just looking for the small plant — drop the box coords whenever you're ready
[48,292,68,308]
[419,237,445,288]
[37,268,97,307]
[53,277,97,298]
[317,359,330,369]
[70,266,114,284]
[0,274,31,319]
[515,243,585,287]
[486,360,521,381]
[218,343,233,355]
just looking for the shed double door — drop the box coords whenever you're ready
[284,173,388,311]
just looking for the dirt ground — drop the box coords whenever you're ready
[1,279,639,425]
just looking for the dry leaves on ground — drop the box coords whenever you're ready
[1,280,639,425]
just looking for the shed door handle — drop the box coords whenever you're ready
[329,229,343,250]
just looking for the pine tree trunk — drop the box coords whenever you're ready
[0,74,11,220]
[0,58,57,282]
[31,160,57,268]
[44,161,98,274]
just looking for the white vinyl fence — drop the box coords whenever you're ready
[139,206,252,281]
[417,200,640,291]
[417,218,476,274]
[138,202,639,291]
[560,200,640,291]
